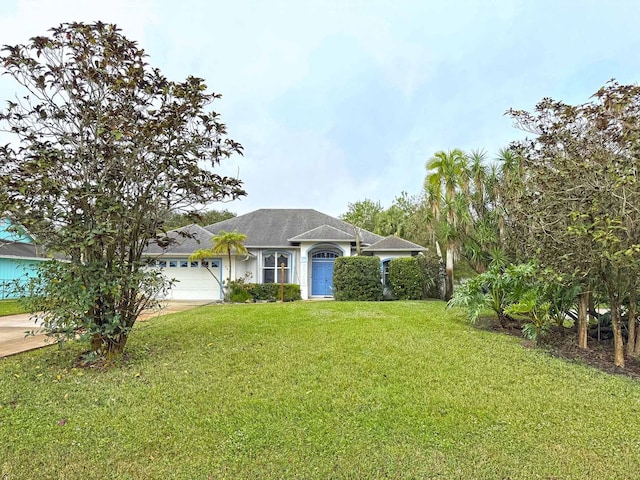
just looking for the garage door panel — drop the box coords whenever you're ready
[164,268,221,301]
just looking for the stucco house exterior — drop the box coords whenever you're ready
[144,209,426,301]
[0,219,49,299]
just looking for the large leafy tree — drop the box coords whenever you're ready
[507,82,640,367]
[340,199,383,234]
[0,22,245,361]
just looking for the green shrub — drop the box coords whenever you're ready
[242,283,301,302]
[333,256,383,301]
[388,257,423,300]
[416,250,443,299]
[229,288,252,303]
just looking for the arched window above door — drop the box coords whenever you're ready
[311,251,339,259]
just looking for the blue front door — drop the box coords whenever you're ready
[312,260,334,296]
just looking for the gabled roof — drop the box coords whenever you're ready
[205,209,383,248]
[288,225,355,242]
[362,235,427,252]
[145,223,214,255]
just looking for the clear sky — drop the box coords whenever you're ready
[1,0,639,217]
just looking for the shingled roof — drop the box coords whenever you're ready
[362,235,427,252]
[205,209,383,248]
[288,225,356,242]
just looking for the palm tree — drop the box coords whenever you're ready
[425,149,469,300]
[190,229,247,300]
[468,149,488,217]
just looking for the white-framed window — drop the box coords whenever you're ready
[263,251,291,283]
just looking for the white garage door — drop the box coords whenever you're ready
[158,258,222,301]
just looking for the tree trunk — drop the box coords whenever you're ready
[577,291,589,350]
[610,294,625,368]
[444,246,454,301]
[629,286,639,356]
[91,332,129,364]
[434,240,442,260]
[223,249,232,302]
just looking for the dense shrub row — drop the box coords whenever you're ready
[230,282,301,302]
[334,253,442,302]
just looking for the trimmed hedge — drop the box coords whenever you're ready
[230,282,301,302]
[333,256,383,301]
[388,257,423,300]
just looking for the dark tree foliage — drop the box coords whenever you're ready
[0,22,246,362]
[162,208,236,230]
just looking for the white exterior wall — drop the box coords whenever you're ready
[232,252,259,283]
[375,251,413,262]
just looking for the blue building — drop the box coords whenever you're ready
[0,219,48,299]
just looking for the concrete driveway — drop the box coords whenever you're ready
[0,313,49,358]
[0,301,212,358]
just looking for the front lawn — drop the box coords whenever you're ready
[0,299,27,316]
[2,301,640,479]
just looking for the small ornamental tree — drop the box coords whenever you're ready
[333,256,382,301]
[0,22,245,362]
[388,257,423,300]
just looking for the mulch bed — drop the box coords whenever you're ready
[477,317,640,380]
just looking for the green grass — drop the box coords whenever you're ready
[0,299,27,316]
[2,301,640,479]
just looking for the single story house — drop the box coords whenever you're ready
[0,219,49,299]
[144,208,426,301]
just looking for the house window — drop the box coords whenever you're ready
[311,251,339,259]
[201,260,221,269]
[180,260,189,268]
[190,261,199,268]
[168,259,178,268]
[382,260,391,286]
[263,251,290,283]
